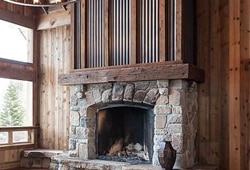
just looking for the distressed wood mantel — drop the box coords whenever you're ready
[58,62,205,85]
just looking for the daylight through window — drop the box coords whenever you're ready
[0,19,35,146]
[0,20,33,63]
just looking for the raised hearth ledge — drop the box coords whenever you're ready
[50,153,218,170]
[58,62,205,85]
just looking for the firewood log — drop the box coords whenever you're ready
[106,138,123,156]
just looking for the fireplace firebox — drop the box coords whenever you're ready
[97,105,154,164]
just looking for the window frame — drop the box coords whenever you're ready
[0,9,38,148]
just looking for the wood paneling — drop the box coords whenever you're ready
[0,148,33,170]
[39,25,71,150]
[239,0,250,169]
[228,0,241,169]
[196,0,229,169]
[197,0,250,169]
[37,7,72,30]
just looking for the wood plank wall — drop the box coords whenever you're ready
[196,0,229,169]
[197,0,250,169]
[39,25,71,150]
[0,1,33,17]
[0,2,35,170]
[240,0,250,169]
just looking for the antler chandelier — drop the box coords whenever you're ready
[3,0,78,7]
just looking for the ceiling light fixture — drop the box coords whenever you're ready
[4,0,79,14]
[3,0,78,7]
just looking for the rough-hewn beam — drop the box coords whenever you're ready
[0,59,35,81]
[0,9,36,29]
[58,62,205,85]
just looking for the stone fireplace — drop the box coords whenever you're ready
[65,79,198,169]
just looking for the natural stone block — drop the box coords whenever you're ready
[167,114,183,124]
[92,89,102,103]
[155,115,167,129]
[154,129,168,135]
[171,133,185,153]
[102,89,112,103]
[69,150,78,157]
[124,83,135,102]
[188,81,197,93]
[80,107,87,117]
[69,139,76,150]
[174,153,188,169]
[158,88,169,96]
[21,157,51,169]
[154,105,171,115]
[167,124,183,134]
[70,106,80,111]
[70,95,78,106]
[112,83,125,101]
[76,92,84,99]
[169,90,181,106]
[74,85,86,93]
[78,98,88,108]
[172,106,182,114]
[144,88,159,105]
[70,126,76,136]
[70,111,80,126]
[152,152,160,167]
[76,127,89,139]
[156,95,169,105]
[80,117,87,127]
[79,143,88,160]
[85,91,95,107]
[133,90,146,103]
[147,81,158,90]
[153,135,171,146]
[170,80,187,90]
[135,81,150,90]
[99,83,113,93]
[157,80,169,88]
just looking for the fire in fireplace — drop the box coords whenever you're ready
[96,105,154,164]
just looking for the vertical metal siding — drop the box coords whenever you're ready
[110,0,131,66]
[87,0,105,68]
[140,0,159,63]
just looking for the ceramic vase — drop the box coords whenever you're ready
[158,141,176,170]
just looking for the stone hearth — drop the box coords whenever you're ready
[66,79,198,169]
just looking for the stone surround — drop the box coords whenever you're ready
[68,80,198,169]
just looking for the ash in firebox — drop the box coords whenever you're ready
[98,139,150,164]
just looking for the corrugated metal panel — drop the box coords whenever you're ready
[87,0,105,68]
[110,0,131,66]
[140,0,159,63]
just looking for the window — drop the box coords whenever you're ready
[0,78,33,127]
[0,17,37,147]
[0,20,33,63]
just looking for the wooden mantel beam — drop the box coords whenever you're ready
[58,62,205,85]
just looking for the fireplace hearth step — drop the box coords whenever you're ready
[50,153,219,170]
[20,149,63,169]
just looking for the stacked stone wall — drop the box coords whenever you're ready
[68,80,198,169]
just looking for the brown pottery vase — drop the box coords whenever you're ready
[158,141,176,170]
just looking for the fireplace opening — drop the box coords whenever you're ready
[96,105,154,164]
